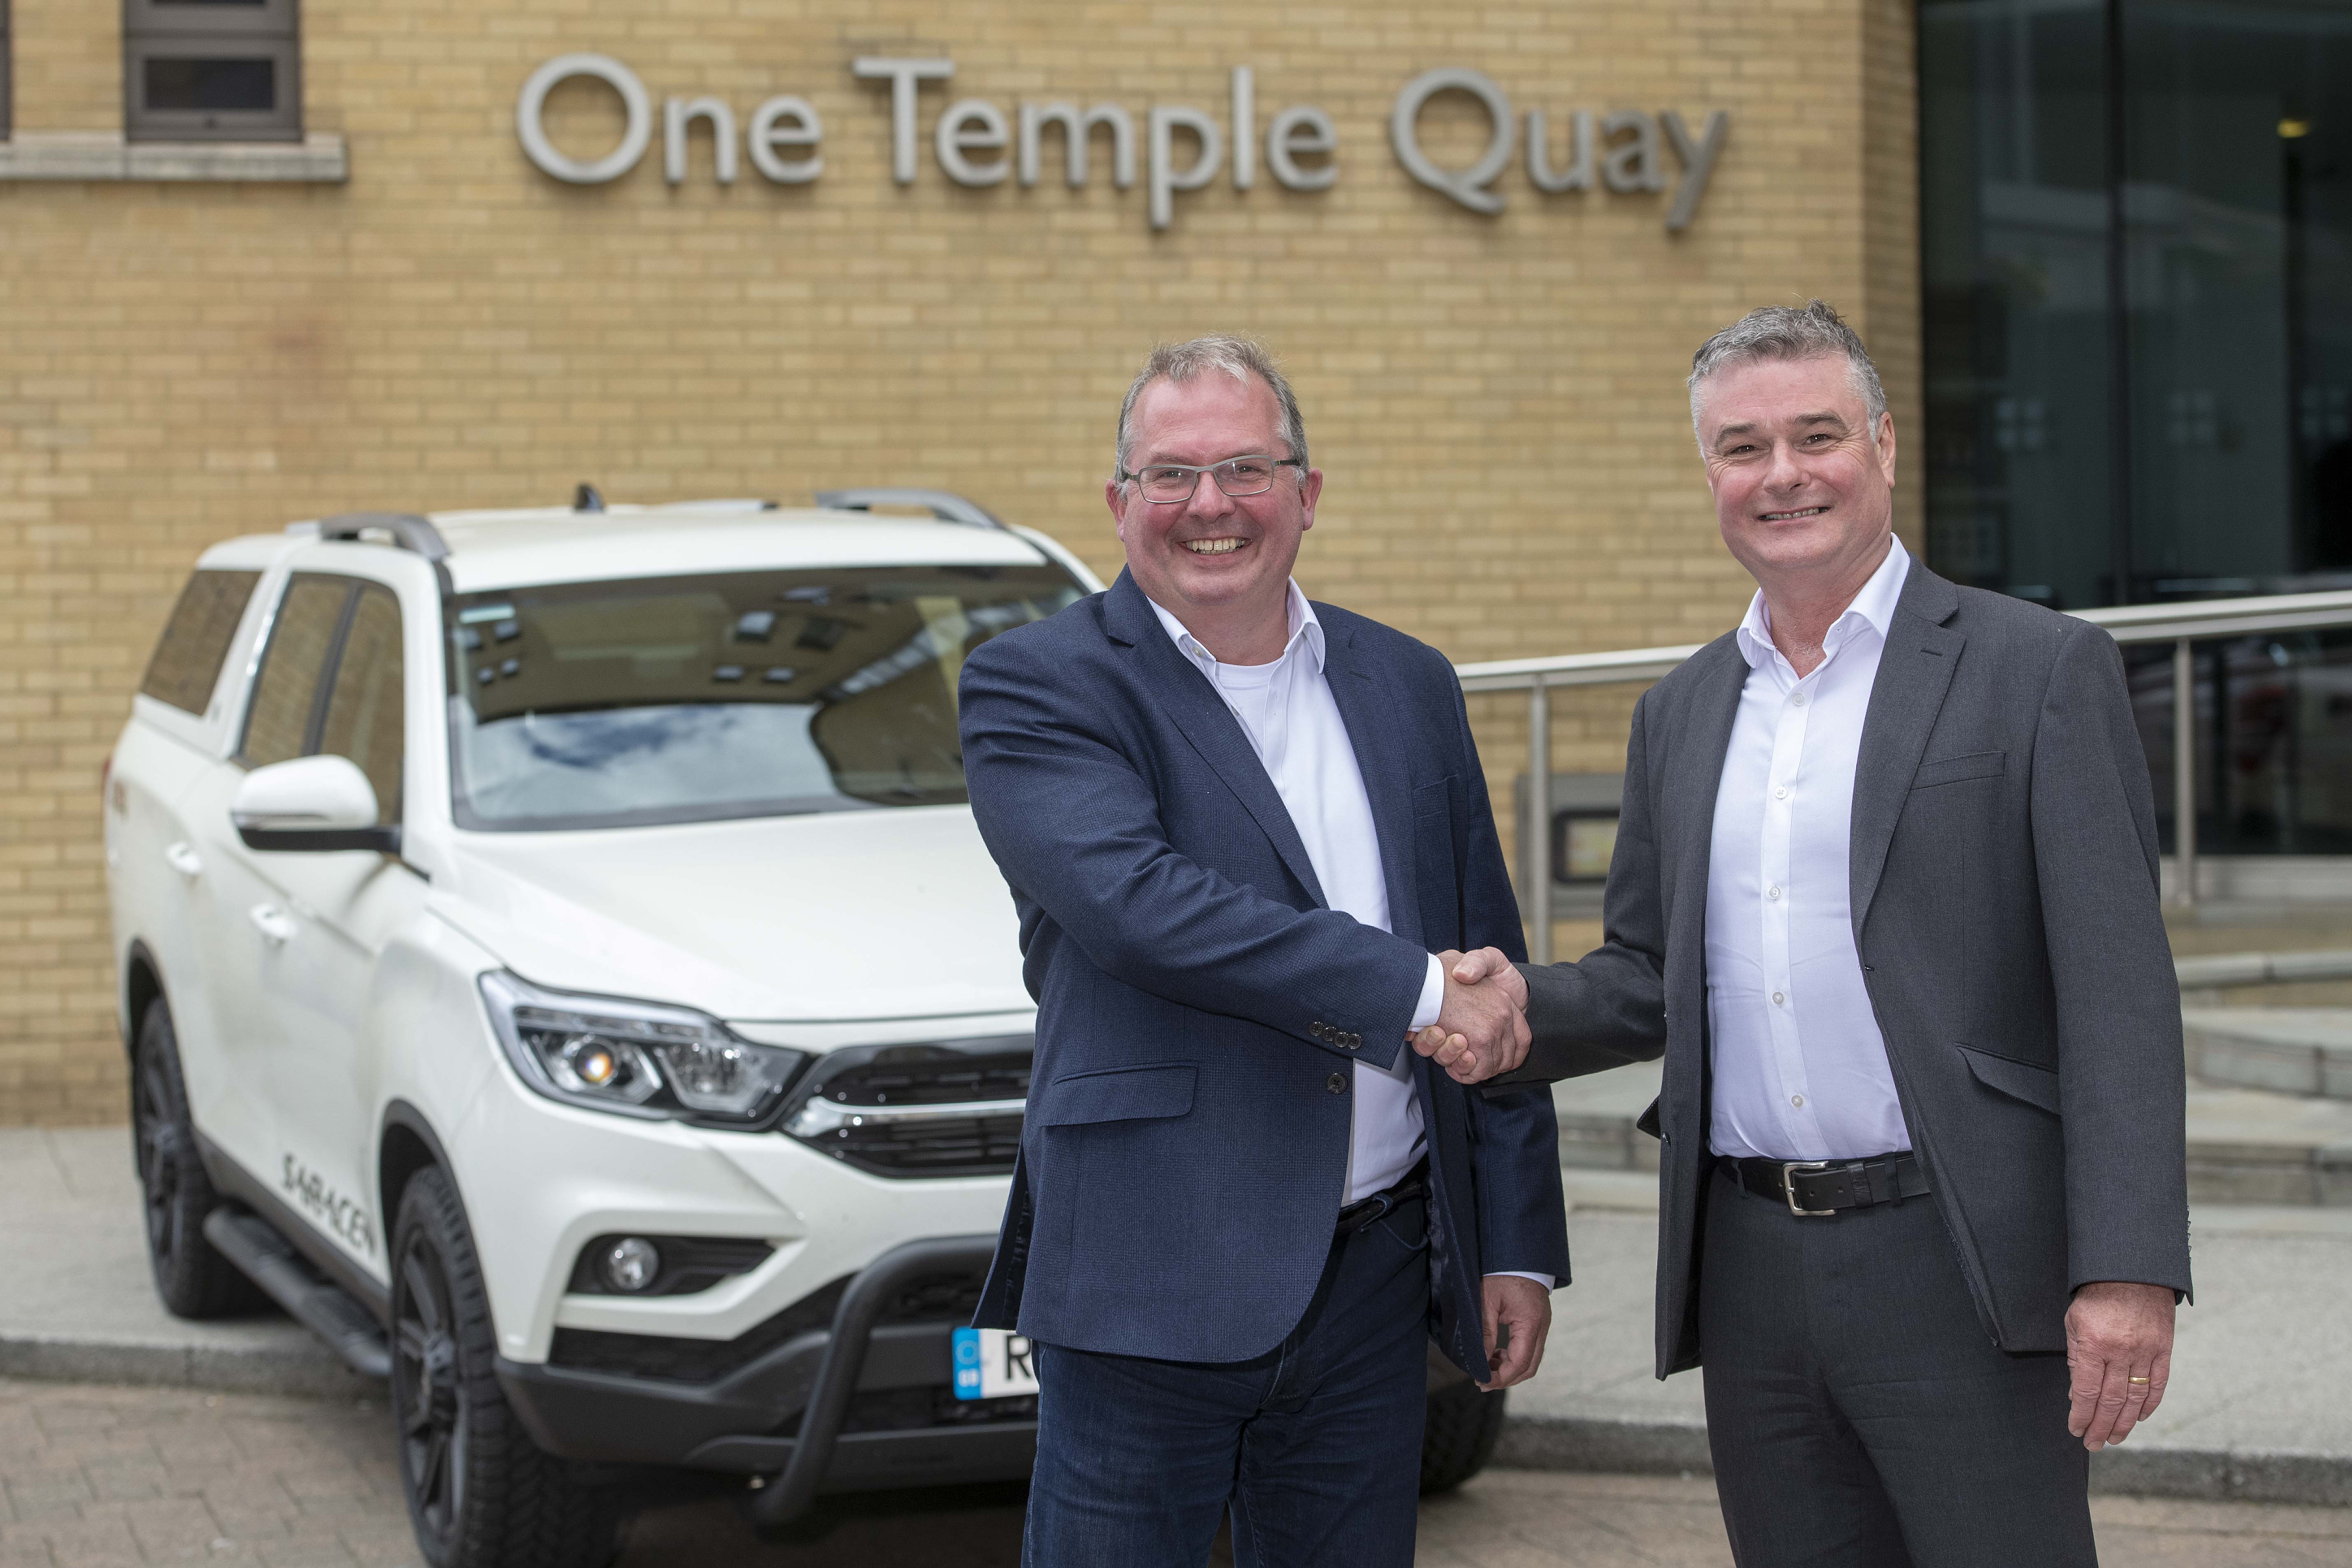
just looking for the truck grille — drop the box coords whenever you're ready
[780,1035,1030,1178]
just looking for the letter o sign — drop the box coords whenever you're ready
[517,54,653,184]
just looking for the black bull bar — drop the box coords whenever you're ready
[496,1235,1024,1527]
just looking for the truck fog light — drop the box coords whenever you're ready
[601,1237,661,1293]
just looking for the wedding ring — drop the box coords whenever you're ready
[2127,1376,2151,1384]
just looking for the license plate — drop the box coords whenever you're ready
[951,1326,1039,1400]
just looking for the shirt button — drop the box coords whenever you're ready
[1792,693,1808,706]
[1767,886,1782,901]
[1327,1073,1347,1095]
[1775,787,1789,800]
[1792,1094,1805,1108]
[1772,991,1786,1005]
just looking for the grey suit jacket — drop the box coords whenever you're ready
[1497,561,2192,1373]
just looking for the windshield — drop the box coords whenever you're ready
[446,562,1085,831]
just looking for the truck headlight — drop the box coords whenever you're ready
[480,971,808,1128]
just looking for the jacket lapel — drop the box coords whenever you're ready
[1849,565,1965,932]
[1666,635,1750,917]
[1318,614,1422,947]
[1098,572,1329,909]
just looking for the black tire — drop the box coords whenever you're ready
[1419,1382,1506,1494]
[131,1002,268,1319]
[390,1166,622,1568]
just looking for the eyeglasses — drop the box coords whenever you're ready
[1118,455,1305,505]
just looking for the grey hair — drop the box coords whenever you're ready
[1113,335,1309,482]
[1687,300,1887,443]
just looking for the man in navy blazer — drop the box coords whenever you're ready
[959,336,1570,1567]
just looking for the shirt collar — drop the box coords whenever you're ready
[1146,579,1326,676]
[1734,534,1911,674]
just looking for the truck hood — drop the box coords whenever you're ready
[429,806,1034,1023]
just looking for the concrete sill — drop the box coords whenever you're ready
[0,131,347,182]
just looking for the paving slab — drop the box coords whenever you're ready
[6,1124,2350,1507]
[0,1129,370,1400]
[5,1379,2344,1567]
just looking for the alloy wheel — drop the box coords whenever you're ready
[133,1047,180,1263]
[395,1229,468,1543]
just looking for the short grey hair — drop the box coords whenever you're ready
[1113,335,1310,482]
[1688,300,1887,442]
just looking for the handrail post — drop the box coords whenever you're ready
[2174,637,2196,908]
[1528,674,1551,965]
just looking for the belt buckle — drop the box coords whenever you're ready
[1781,1160,1837,1217]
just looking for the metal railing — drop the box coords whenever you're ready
[1456,586,2352,963]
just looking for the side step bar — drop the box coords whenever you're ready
[203,1208,392,1380]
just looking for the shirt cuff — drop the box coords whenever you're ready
[1486,1271,1556,1290]
[1408,954,1446,1033]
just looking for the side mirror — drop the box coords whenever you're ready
[231,755,402,854]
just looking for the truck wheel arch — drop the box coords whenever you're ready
[123,941,166,1057]
[379,1101,460,1241]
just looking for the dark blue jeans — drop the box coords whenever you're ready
[1021,1192,1431,1568]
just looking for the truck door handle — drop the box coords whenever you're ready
[248,904,296,945]
[163,842,203,878]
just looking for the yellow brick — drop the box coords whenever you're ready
[0,0,1915,1120]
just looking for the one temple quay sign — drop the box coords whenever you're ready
[515,55,1731,233]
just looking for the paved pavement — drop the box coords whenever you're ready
[9,1123,2352,1510]
[6,1379,2350,1568]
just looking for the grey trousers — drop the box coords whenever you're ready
[1698,1166,2097,1568]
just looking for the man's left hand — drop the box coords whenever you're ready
[2065,1280,2176,1450]
[1478,1275,1552,1390]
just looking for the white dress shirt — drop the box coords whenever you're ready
[1147,585,1552,1289]
[1147,584,1445,1202]
[1705,537,1915,1162]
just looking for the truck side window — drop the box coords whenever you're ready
[140,569,261,715]
[316,584,404,823]
[240,575,351,769]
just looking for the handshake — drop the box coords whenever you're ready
[1406,947,1527,1085]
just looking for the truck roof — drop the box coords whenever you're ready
[191,494,1084,594]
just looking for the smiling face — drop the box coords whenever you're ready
[1697,353,1898,600]
[1105,371,1322,661]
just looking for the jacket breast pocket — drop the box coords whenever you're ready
[1912,750,2007,791]
[1033,1063,1197,1127]
[1955,1043,2060,1117]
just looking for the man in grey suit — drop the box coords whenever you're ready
[1427,302,2190,1565]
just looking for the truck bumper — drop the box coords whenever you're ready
[495,1235,1033,1514]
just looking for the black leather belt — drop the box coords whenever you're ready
[1335,1165,1427,1236]
[1719,1152,1928,1216]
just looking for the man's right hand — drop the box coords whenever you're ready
[1410,948,1529,1084]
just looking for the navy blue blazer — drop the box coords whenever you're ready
[959,570,1570,1377]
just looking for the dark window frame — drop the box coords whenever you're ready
[2,1,12,144]
[124,0,300,143]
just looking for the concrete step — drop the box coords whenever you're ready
[1553,1062,2352,1207]
[2185,1007,2352,1099]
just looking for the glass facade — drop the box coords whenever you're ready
[1922,0,2352,853]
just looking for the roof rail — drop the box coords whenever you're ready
[814,488,1009,532]
[309,511,454,596]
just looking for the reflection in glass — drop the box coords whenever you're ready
[446,565,1086,832]
[1922,0,2352,609]
[2130,630,2352,855]
[143,58,275,112]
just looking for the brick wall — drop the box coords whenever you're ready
[0,0,1915,1121]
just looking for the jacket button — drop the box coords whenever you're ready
[1327,1072,1347,1094]
[1311,1021,1329,1040]
[1346,1032,1361,1048]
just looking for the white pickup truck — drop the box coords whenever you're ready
[103,490,1508,1567]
